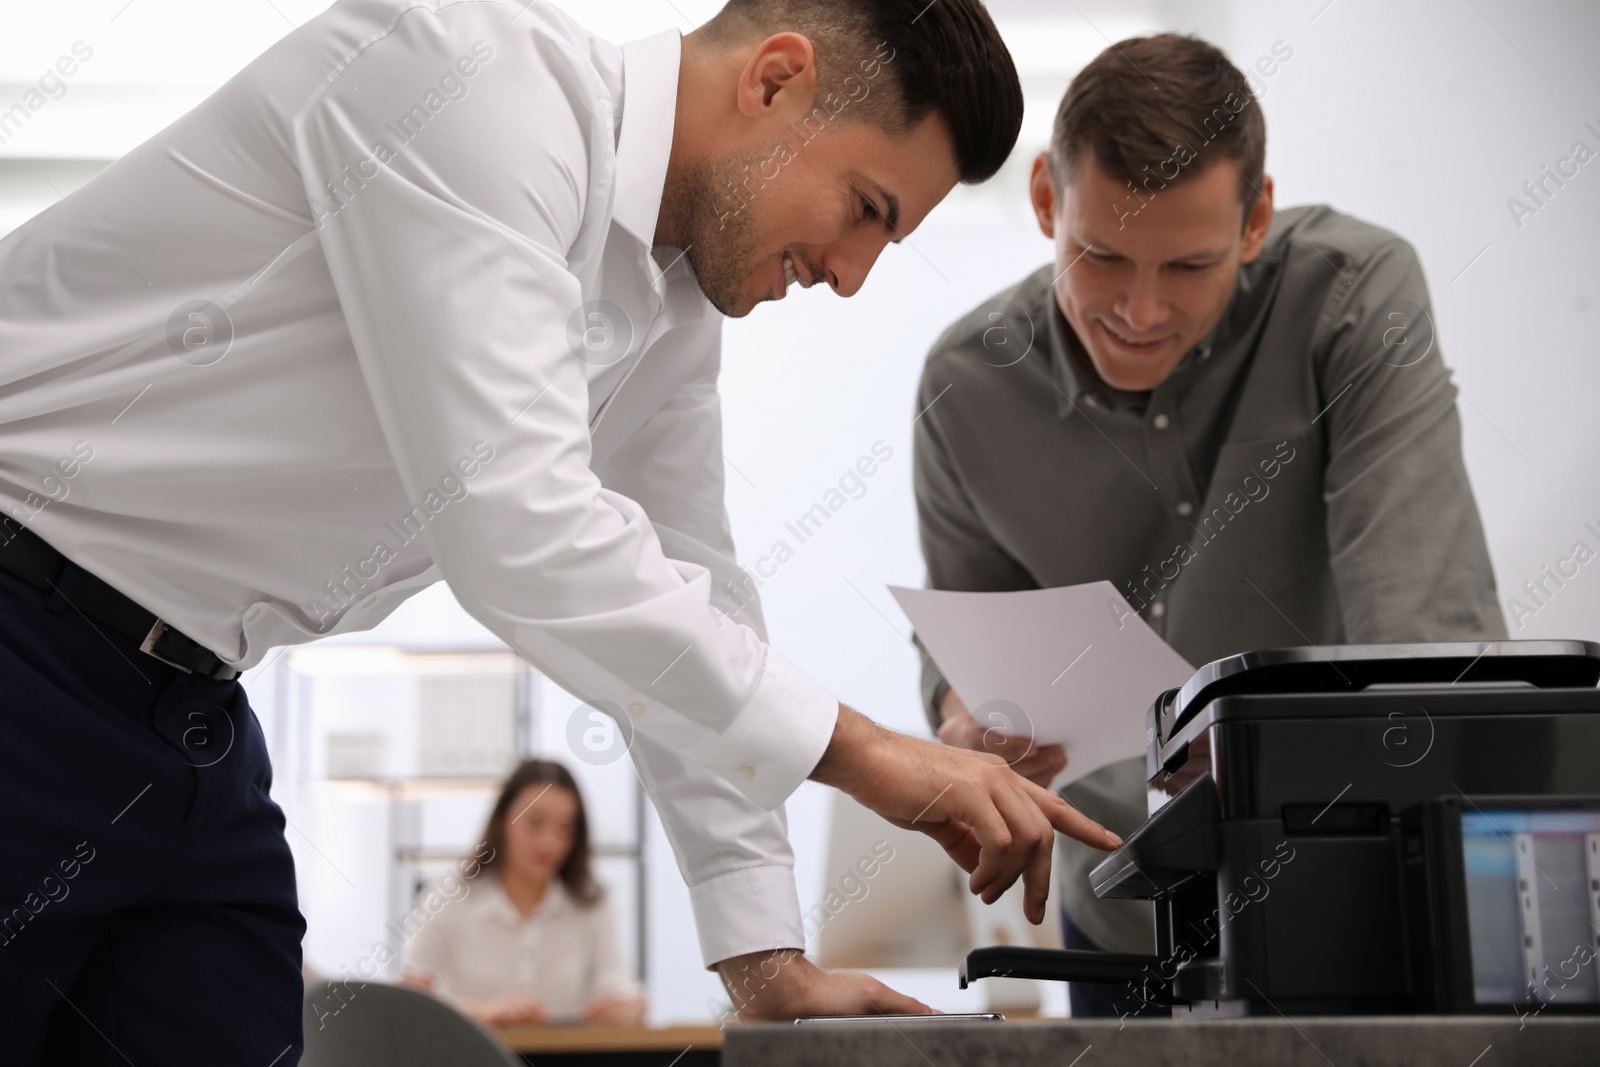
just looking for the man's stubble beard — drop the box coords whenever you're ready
[660,151,764,318]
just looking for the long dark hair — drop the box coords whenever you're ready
[476,759,601,906]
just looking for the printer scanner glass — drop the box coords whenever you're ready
[1461,809,1600,1006]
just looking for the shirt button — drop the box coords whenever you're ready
[1177,502,1194,518]
[628,702,646,717]
[1083,394,1100,409]
[737,765,755,781]
[1150,601,1166,619]
[1153,414,1171,430]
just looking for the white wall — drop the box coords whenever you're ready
[3,0,1596,1025]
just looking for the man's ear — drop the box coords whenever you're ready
[735,32,818,121]
[1029,152,1057,239]
[1239,174,1274,264]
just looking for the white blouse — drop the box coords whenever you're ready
[403,875,639,1022]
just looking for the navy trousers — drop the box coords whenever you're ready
[0,559,304,1064]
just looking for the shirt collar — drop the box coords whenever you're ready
[1045,293,1086,417]
[480,875,572,925]
[612,30,682,248]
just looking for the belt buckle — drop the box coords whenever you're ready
[140,619,195,674]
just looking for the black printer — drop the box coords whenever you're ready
[963,641,1600,1017]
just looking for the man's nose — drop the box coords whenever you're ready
[1115,271,1166,332]
[818,233,890,299]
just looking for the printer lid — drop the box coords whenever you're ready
[1160,640,1600,743]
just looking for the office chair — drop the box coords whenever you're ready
[301,980,523,1067]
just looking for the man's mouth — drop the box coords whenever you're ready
[1100,320,1173,355]
[770,251,810,303]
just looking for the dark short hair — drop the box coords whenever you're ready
[1050,34,1266,206]
[704,0,1023,184]
[475,759,601,907]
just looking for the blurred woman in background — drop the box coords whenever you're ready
[403,759,646,1026]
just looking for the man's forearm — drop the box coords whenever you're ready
[808,704,878,793]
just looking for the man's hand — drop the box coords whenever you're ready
[937,687,1068,789]
[810,705,1121,926]
[715,949,932,1021]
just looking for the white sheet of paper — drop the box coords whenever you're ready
[889,581,1195,789]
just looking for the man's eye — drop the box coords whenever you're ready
[861,198,880,222]
[1175,262,1209,272]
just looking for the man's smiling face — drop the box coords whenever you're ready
[680,113,959,318]
[1032,149,1274,392]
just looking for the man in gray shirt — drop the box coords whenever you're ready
[914,34,1506,1017]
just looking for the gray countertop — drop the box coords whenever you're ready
[723,1015,1600,1066]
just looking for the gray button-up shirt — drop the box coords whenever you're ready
[913,205,1506,954]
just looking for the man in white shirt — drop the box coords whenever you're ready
[0,1,1119,1059]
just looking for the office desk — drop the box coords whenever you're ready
[501,1024,721,1066]
[723,1016,1600,1066]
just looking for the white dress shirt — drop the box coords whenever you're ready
[402,877,639,1022]
[0,0,835,965]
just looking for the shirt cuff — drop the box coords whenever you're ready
[688,863,806,968]
[700,647,838,811]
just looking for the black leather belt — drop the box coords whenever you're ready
[0,521,239,681]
